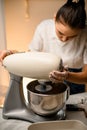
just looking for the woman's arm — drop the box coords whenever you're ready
[67,65,87,84]
[49,64,87,84]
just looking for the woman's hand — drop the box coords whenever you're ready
[49,70,69,83]
[0,50,18,63]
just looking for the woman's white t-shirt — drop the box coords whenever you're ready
[29,19,87,69]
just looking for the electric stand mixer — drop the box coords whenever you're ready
[2,52,69,122]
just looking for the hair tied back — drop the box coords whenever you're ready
[72,0,79,3]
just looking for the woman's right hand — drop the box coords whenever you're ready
[0,50,18,63]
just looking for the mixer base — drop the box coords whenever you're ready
[3,106,66,123]
[2,73,66,123]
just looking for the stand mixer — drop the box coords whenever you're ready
[2,52,69,122]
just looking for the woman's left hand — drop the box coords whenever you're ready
[49,70,69,83]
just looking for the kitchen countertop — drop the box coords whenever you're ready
[0,108,87,130]
[66,110,87,125]
[0,92,87,130]
[1,79,87,130]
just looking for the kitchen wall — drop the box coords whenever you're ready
[0,0,66,86]
[4,0,67,51]
[0,0,87,86]
[0,0,9,87]
[4,0,87,52]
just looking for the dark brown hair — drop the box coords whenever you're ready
[56,0,86,29]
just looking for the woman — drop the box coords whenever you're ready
[0,0,87,94]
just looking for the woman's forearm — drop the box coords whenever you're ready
[66,71,87,84]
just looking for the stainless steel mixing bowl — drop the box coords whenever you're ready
[27,80,69,116]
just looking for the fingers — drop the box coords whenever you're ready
[0,50,18,63]
[64,65,69,71]
[49,70,69,83]
[10,50,18,54]
[0,50,7,62]
[6,50,18,55]
[49,71,64,83]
